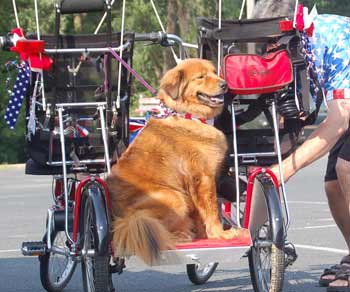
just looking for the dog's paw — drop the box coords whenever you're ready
[219,228,242,239]
[208,227,249,240]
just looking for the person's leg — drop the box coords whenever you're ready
[319,131,350,286]
[335,158,350,251]
[334,133,350,252]
[325,138,350,288]
[325,179,350,254]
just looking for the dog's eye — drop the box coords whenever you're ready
[196,75,205,79]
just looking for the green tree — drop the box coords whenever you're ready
[2,1,349,163]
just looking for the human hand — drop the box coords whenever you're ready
[247,164,289,186]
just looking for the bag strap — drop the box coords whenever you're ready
[302,68,324,127]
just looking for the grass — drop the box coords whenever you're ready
[0,163,24,170]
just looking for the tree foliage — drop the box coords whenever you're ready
[1,0,350,163]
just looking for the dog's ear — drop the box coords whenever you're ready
[159,67,183,100]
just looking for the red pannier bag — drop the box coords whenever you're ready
[223,50,293,95]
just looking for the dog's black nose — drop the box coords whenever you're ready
[220,80,227,90]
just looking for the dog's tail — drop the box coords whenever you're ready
[112,210,174,265]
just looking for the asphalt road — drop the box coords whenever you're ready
[0,157,347,292]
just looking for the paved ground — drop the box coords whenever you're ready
[0,157,347,292]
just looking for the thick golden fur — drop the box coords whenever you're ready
[107,58,243,265]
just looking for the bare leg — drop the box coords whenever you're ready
[324,164,350,287]
[334,158,350,252]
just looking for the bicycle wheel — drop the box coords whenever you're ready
[248,177,285,292]
[81,197,113,292]
[186,262,218,285]
[39,231,77,292]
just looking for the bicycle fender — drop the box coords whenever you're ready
[86,183,110,256]
[248,174,284,250]
[258,175,284,249]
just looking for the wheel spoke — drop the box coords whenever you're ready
[41,230,76,290]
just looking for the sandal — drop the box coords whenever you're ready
[327,270,350,292]
[320,257,350,287]
[320,265,344,287]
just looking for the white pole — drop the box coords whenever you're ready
[34,0,46,109]
[217,0,222,73]
[116,0,126,109]
[34,0,40,39]
[150,0,180,64]
[12,0,20,28]
[247,0,255,54]
[239,0,246,20]
[246,0,255,18]
[94,0,116,34]
[293,0,299,27]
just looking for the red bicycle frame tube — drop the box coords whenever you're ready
[243,168,279,228]
[72,176,112,242]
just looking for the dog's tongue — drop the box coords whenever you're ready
[210,95,224,104]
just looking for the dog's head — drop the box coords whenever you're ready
[157,58,227,120]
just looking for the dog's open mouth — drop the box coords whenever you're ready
[197,92,225,107]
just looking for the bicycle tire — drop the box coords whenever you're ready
[249,240,285,292]
[248,175,285,292]
[39,231,76,292]
[186,262,218,285]
[81,196,113,292]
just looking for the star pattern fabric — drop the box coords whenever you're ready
[305,14,350,101]
[4,62,31,129]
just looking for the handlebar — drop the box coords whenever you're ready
[1,31,186,59]
[0,34,14,51]
[134,31,185,60]
[134,31,164,42]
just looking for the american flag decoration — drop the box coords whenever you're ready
[4,62,30,129]
[301,13,350,102]
[129,118,146,143]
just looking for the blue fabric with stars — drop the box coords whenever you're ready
[4,62,30,129]
[308,14,350,101]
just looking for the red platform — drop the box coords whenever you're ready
[176,230,251,250]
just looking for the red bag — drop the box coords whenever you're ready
[223,50,293,95]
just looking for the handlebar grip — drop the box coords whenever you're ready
[0,34,14,51]
[134,32,165,42]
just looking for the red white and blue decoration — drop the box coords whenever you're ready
[4,62,30,129]
[296,4,350,102]
[129,118,146,142]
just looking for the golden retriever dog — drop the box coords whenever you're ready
[107,58,245,265]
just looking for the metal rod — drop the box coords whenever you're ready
[34,0,40,40]
[44,43,129,55]
[46,208,54,250]
[94,0,116,34]
[217,0,222,73]
[271,101,290,229]
[150,0,179,63]
[56,102,107,108]
[231,103,241,227]
[182,42,198,49]
[47,159,107,166]
[166,34,185,60]
[230,152,277,157]
[98,105,111,174]
[239,0,246,20]
[58,107,74,244]
[12,0,20,28]
[50,246,70,256]
[116,0,126,109]
[32,0,47,110]
[40,73,46,110]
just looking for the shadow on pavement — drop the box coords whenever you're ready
[0,257,333,292]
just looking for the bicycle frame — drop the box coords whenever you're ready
[229,98,291,231]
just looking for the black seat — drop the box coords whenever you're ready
[59,0,107,14]
[24,1,135,174]
[25,159,65,175]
